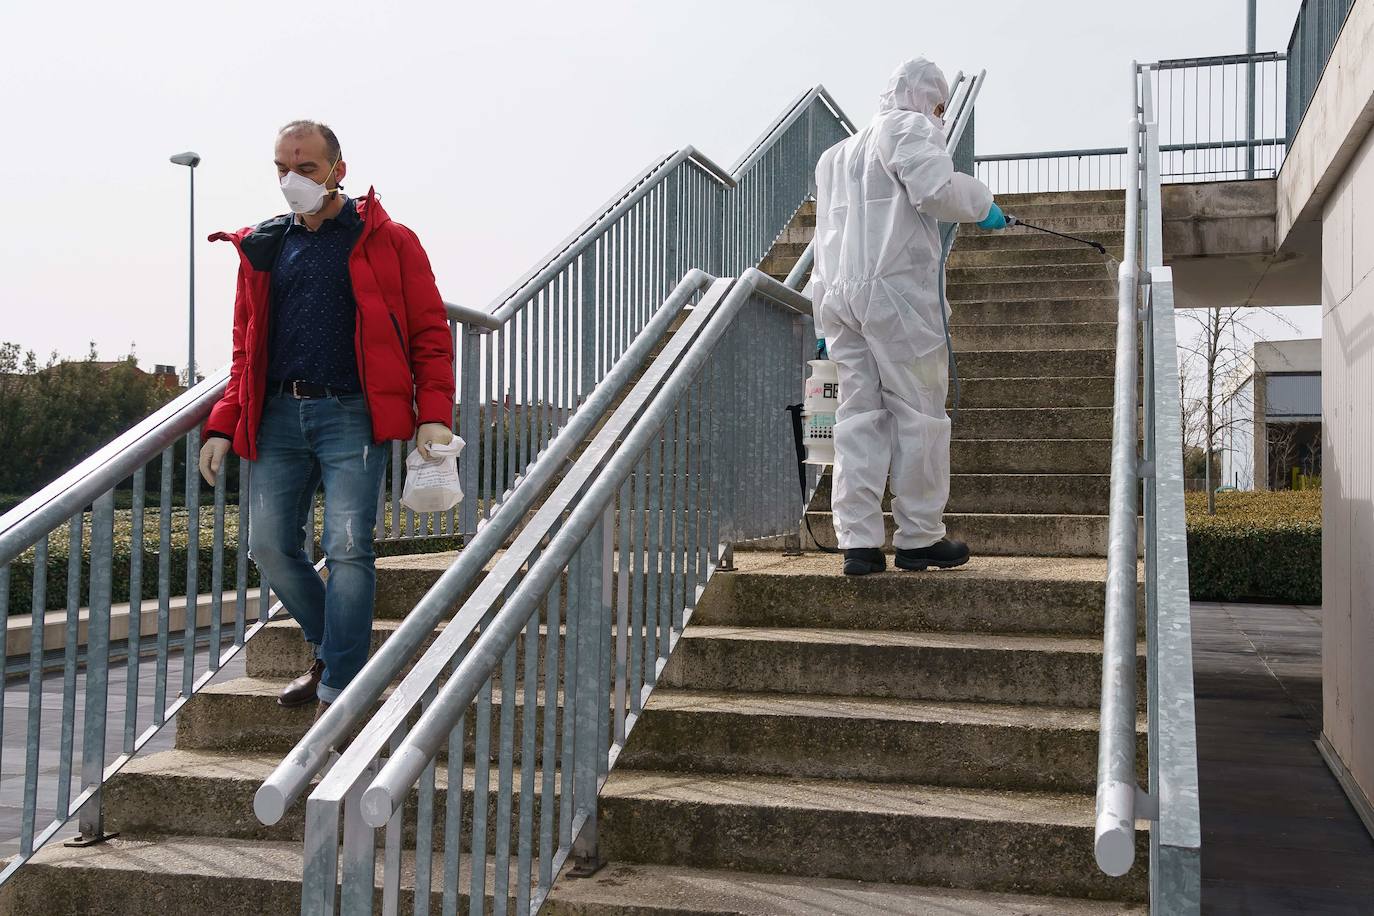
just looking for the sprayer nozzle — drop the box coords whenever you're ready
[1091,242,1107,255]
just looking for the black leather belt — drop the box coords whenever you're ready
[271,379,353,399]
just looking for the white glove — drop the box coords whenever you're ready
[199,437,231,486]
[415,422,455,461]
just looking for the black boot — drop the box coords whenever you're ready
[843,548,887,576]
[895,538,970,571]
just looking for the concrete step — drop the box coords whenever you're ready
[997,199,1126,219]
[621,689,1145,793]
[953,321,1117,352]
[692,553,1140,637]
[0,838,1146,916]
[103,749,558,846]
[946,262,1116,285]
[951,406,1111,440]
[992,189,1126,207]
[955,376,1114,409]
[374,551,464,619]
[176,677,384,754]
[947,278,1116,302]
[776,225,816,245]
[952,230,1126,253]
[766,241,810,260]
[812,472,1110,515]
[801,511,1111,557]
[956,348,1114,378]
[949,245,1125,269]
[597,770,1148,901]
[247,617,438,680]
[662,625,1142,708]
[950,298,1117,326]
[542,863,1148,915]
[949,438,1110,474]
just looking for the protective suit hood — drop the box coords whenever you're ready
[877,57,949,117]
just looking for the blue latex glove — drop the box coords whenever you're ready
[977,202,1007,230]
[815,338,828,360]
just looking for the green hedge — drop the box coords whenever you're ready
[3,506,461,616]
[1186,490,1321,605]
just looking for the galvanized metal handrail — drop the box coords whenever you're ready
[1286,0,1356,144]
[254,269,714,826]
[1094,63,1144,880]
[977,50,1288,193]
[448,87,854,543]
[0,366,288,886]
[296,266,810,914]
[1094,62,1201,913]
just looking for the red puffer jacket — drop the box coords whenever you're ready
[203,188,455,460]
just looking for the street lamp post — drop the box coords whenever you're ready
[170,151,201,386]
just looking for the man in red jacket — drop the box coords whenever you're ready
[198,120,455,712]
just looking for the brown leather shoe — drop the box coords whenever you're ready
[278,658,324,708]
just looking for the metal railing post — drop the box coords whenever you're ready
[1246,0,1258,178]
[568,512,607,877]
[70,491,116,847]
[459,323,483,539]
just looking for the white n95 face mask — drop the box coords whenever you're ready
[280,160,337,215]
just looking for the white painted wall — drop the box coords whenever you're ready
[1321,118,1374,813]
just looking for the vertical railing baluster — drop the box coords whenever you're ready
[56,511,83,820]
[516,606,540,915]
[614,478,630,743]
[492,640,519,914]
[414,684,439,916]
[628,451,645,713]
[382,729,405,916]
[21,537,48,856]
[469,678,493,916]
[183,427,202,699]
[75,489,116,842]
[441,708,465,916]
[538,579,560,892]
[209,464,226,671]
[126,467,145,754]
[154,448,173,724]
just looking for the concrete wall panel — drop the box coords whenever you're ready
[1321,139,1374,802]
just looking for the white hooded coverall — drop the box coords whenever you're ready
[812,58,995,550]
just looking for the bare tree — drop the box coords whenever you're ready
[1268,423,1300,490]
[1177,306,1297,513]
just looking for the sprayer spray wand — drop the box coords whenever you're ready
[1004,214,1108,255]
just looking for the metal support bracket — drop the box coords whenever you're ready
[1135,785,1160,821]
[64,829,119,848]
[718,544,736,572]
[1137,459,1156,479]
[567,852,607,878]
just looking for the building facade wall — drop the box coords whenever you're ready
[1321,120,1374,813]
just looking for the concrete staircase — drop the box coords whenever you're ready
[574,190,1150,911]
[0,191,1149,914]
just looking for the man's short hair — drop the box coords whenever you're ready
[278,119,341,162]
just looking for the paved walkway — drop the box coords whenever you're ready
[1,648,246,859]
[1194,601,1374,914]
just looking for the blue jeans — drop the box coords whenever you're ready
[248,393,388,703]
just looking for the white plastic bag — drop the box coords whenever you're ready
[401,436,465,513]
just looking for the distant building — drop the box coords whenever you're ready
[1252,339,1321,490]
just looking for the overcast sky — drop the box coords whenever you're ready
[1,0,1311,372]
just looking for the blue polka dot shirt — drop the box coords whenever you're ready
[267,197,365,391]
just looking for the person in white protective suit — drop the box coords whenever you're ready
[812,57,1007,576]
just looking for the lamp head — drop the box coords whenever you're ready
[170,151,201,167]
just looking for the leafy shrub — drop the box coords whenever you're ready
[1186,490,1321,604]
